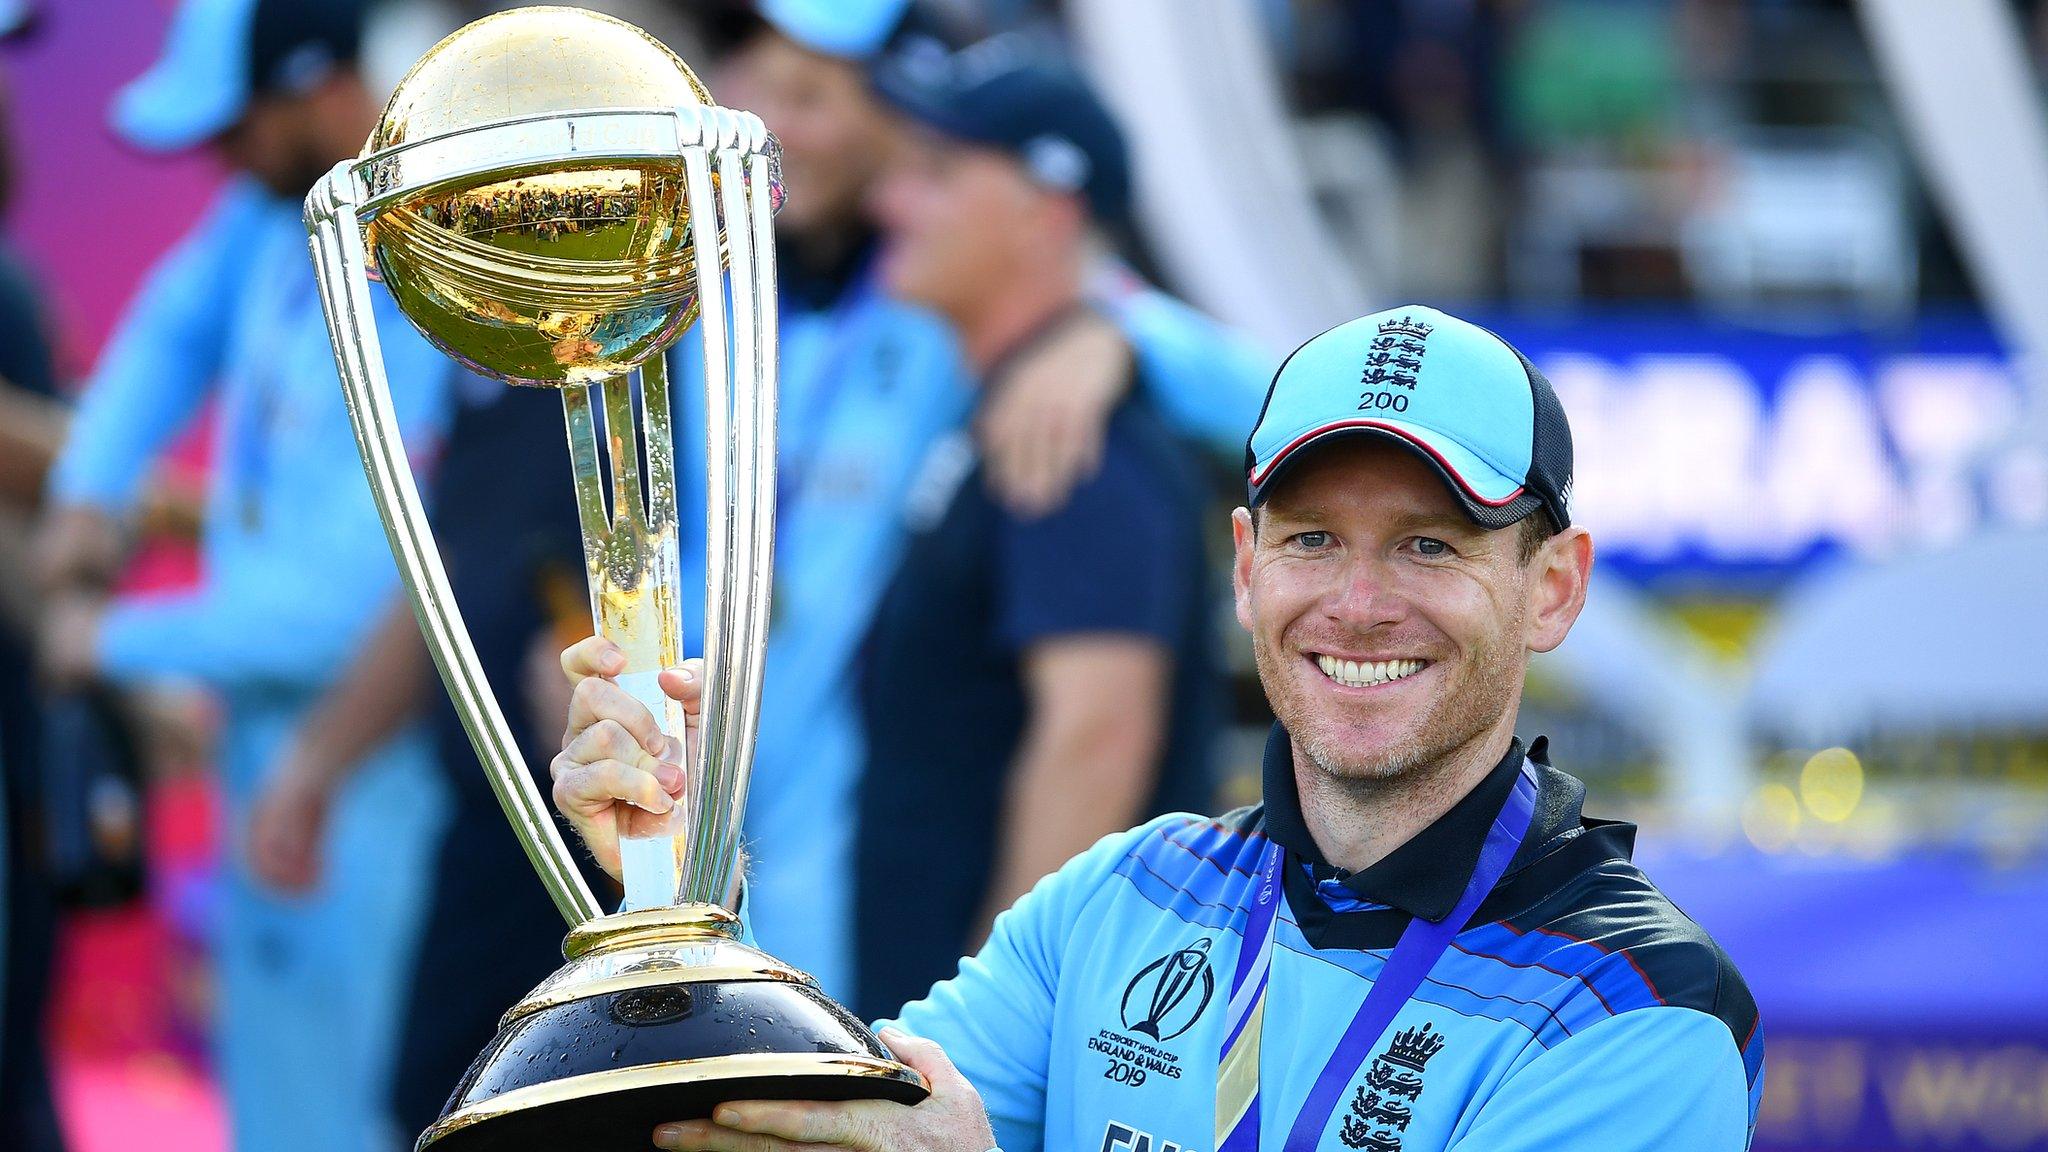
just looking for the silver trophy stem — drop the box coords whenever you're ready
[563,366,692,912]
[305,168,603,927]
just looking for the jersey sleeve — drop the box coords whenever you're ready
[97,319,454,689]
[49,183,260,511]
[1448,1006,1754,1152]
[881,814,1197,1152]
[995,422,1191,652]
[1111,285,1274,460]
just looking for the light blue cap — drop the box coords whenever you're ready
[111,0,260,153]
[1246,305,1573,531]
[758,0,913,58]
[0,0,33,39]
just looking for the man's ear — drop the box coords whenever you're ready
[1525,526,1593,654]
[1231,506,1257,635]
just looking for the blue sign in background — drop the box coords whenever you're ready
[1475,310,2019,592]
[1646,844,2048,1151]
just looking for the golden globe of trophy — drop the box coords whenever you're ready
[302,8,927,1149]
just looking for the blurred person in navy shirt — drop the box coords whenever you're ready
[660,0,1267,1002]
[853,40,1221,1020]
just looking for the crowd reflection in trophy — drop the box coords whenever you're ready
[4,0,1271,1149]
[425,183,646,239]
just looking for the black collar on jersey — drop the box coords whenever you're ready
[778,227,879,313]
[1258,721,1594,924]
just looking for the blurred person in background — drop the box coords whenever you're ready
[658,0,1269,1002]
[247,370,609,1139]
[33,0,453,1149]
[0,4,71,1147]
[852,41,1220,1021]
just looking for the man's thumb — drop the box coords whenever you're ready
[878,1028,963,1088]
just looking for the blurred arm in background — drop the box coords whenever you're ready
[978,269,1274,519]
[32,185,259,692]
[36,183,255,597]
[973,634,1167,945]
[247,595,427,892]
[0,380,63,509]
[1108,270,1276,454]
[968,425,1196,946]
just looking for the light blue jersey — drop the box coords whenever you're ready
[670,253,1272,999]
[50,178,453,1152]
[886,731,1764,1152]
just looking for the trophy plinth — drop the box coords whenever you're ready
[420,910,924,1152]
[302,8,926,1148]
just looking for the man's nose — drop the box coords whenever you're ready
[1323,553,1405,629]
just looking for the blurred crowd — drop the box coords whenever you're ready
[1284,0,2048,311]
[2,1,2045,1152]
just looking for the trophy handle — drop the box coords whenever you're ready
[672,131,780,911]
[306,166,604,927]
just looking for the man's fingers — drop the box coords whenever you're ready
[563,717,659,769]
[1072,413,1106,483]
[1019,446,1063,517]
[560,635,626,682]
[550,757,677,815]
[650,1120,810,1152]
[692,1100,896,1150]
[657,660,704,723]
[565,676,668,758]
[658,1036,993,1152]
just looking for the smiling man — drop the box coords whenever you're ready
[550,306,1765,1152]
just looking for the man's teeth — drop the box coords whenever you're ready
[1315,654,1426,688]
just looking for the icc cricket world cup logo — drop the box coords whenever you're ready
[1120,938,1216,1042]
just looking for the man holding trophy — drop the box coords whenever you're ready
[544,41,1767,1148]
[304,8,1760,1152]
[554,305,1767,1151]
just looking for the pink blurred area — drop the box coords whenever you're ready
[6,3,226,1150]
[48,775,226,1152]
[6,0,221,374]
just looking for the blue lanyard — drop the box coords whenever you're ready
[1217,759,1540,1151]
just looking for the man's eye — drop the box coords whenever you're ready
[1414,537,1450,556]
[1294,531,1332,550]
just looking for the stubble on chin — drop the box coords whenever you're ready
[1291,689,1455,786]
[1254,640,1433,784]
[1255,635,1518,788]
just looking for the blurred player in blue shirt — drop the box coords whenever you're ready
[553,305,1763,1151]
[36,2,450,1149]
[665,1,1271,1000]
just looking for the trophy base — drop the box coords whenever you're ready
[417,905,928,1152]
